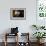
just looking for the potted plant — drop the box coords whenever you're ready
[33,32,46,43]
[40,26,45,29]
[32,25,39,30]
[32,24,45,30]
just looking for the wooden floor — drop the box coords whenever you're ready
[0,42,46,46]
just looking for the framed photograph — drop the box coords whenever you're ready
[10,8,26,20]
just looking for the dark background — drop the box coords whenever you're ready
[13,10,24,17]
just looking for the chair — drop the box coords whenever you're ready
[18,33,30,46]
[4,27,19,46]
[4,33,18,46]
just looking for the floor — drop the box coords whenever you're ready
[0,42,46,46]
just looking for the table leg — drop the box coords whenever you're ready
[5,34,7,46]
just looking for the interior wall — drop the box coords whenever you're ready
[0,0,36,42]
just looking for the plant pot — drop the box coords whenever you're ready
[37,39,45,44]
[37,39,40,43]
[40,39,45,43]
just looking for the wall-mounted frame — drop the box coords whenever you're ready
[10,8,26,20]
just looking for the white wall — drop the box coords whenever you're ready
[0,0,36,42]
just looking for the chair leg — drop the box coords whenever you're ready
[4,33,7,46]
[4,41,7,46]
